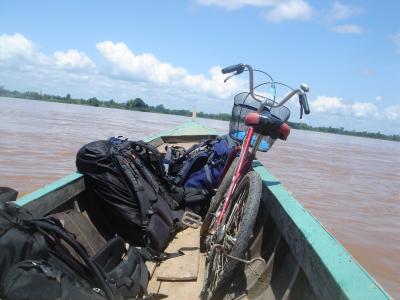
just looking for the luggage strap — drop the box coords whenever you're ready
[132,155,180,210]
[169,186,209,205]
[113,145,180,241]
[175,139,213,164]
[26,218,117,300]
[139,248,184,262]
[173,151,210,186]
[163,146,173,175]
[131,140,165,180]
[113,151,153,227]
[172,138,222,186]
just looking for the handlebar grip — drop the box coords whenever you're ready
[221,64,244,74]
[299,93,310,115]
[303,103,310,114]
[302,95,310,115]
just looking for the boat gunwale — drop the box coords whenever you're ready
[253,161,391,299]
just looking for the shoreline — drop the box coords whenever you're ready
[1,92,399,142]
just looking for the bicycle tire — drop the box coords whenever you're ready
[200,157,239,252]
[201,170,262,300]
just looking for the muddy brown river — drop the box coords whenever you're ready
[1,97,399,298]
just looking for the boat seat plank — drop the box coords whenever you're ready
[154,253,206,300]
[51,208,106,257]
[157,279,201,300]
[148,275,162,296]
[155,227,201,281]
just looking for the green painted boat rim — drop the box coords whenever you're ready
[16,172,83,207]
[253,161,391,299]
[144,119,220,141]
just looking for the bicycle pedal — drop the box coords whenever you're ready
[181,211,202,229]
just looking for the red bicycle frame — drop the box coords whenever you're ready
[211,126,258,232]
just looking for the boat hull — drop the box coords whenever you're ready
[15,120,391,300]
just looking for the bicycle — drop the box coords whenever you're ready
[200,63,310,300]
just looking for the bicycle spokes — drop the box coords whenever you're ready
[209,247,227,294]
[225,185,248,240]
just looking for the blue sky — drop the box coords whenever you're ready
[0,0,399,134]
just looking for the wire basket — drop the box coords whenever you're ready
[229,92,290,152]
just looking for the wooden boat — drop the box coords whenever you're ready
[15,120,391,300]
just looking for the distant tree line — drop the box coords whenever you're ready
[1,86,399,141]
[0,86,231,121]
[287,122,399,141]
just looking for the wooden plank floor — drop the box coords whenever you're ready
[147,227,206,300]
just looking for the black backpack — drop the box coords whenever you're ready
[76,138,185,255]
[0,200,149,300]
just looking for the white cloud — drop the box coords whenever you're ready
[310,96,400,127]
[328,2,364,21]
[0,33,246,113]
[389,33,400,54]
[263,0,312,22]
[331,24,363,34]
[195,0,276,10]
[96,41,186,84]
[196,0,313,22]
[311,96,348,115]
[351,102,378,118]
[384,105,400,121]
[54,49,95,69]
[96,40,244,98]
[0,33,35,60]
[0,33,50,67]
[0,33,94,71]
[1,33,398,130]
[375,96,383,102]
[325,2,364,34]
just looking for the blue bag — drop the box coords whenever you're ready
[172,137,232,191]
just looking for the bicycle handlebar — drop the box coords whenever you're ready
[221,63,311,117]
[221,64,245,74]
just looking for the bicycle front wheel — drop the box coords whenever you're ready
[200,157,239,252]
[201,170,262,300]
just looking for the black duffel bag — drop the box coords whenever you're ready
[0,200,149,300]
[2,257,106,300]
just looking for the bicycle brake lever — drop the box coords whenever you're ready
[224,73,235,83]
